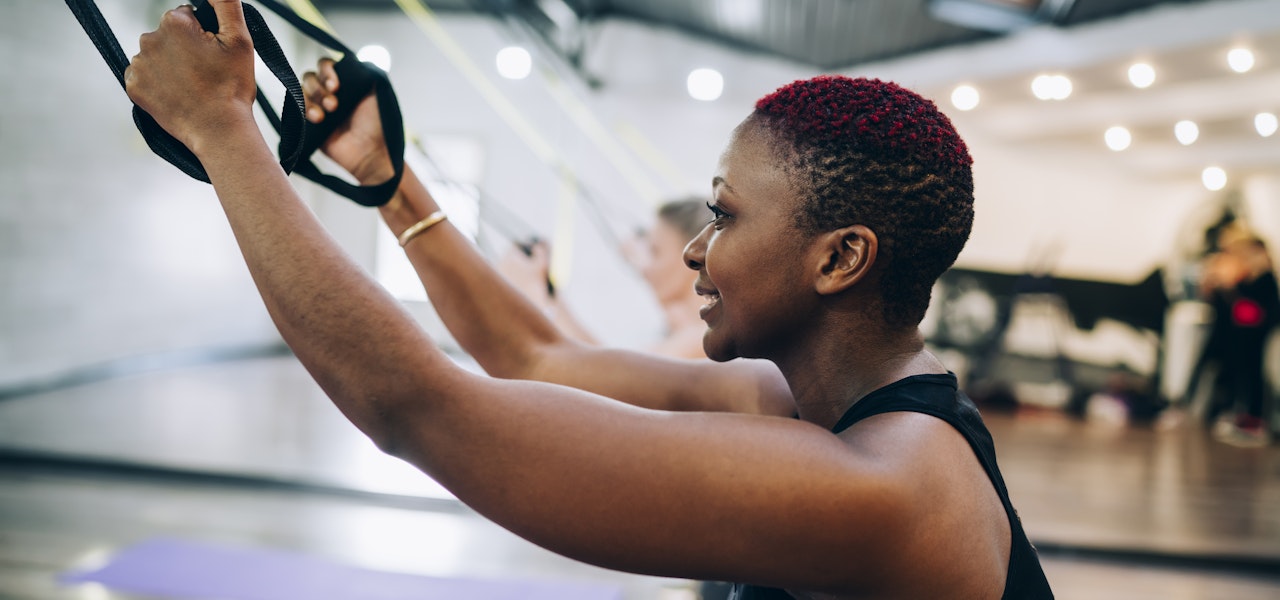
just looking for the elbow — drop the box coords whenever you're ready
[484,334,578,382]
[352,388,425,460]
[359,370,467,462]
[364,400,410,459]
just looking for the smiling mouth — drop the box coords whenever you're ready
[696,287,721,318]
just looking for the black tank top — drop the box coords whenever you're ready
[729,373,1054,599]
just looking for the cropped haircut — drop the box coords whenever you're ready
[750,75,975,328]
[656,197,714,242]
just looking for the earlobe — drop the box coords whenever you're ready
[815,225,878,295]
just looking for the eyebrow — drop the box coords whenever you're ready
[711,176,734,194]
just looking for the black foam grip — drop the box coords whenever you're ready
[194,0,307,174]
[67,0,396,204]
[298,54,378,159]
[246,0,407,206]
[64,0,306,182]
[194,0,219,32]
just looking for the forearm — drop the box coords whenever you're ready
[374,168,794,414]
[200,125,452,446]
[377,167,575,379]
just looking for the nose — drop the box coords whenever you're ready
[683,223,712,271]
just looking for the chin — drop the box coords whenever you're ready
[701,332,740,363]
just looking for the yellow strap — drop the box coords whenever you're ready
[550,165,578,289]
[303,0,650,285]
[394,0,665,207]
[613,119,691,194]
[394,0,597,284]
[533,64,664,208]
[284,0,337,35]
[393,0,561,164]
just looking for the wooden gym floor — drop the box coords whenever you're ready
[0,355,1277,599]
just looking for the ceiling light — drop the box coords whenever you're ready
[1127,63,1155,89]
[1031,74,1071,101]
[951,85,980,111]
[1174,120,1199,145]
[356,45,392,72]
[1228,48,1255,73]
[496,46,532,80]
[1104,126,1131,151]
[1256,112,1278,137]
[1202,166,1227,191]
[687,68,724,102]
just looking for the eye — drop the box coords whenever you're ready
[706,202,731,228]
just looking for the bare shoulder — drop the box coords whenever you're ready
[836,412,1012,599]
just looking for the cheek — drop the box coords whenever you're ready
[710,234,800,309]
[703,234,743,294]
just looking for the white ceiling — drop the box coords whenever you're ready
[862,0,1280,184]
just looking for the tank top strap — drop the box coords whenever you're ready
[732,373,1054,599]
[830,373,1012,501]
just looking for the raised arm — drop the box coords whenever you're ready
[301,59,794,416]
[495,240,602,345]
[122,3,931,591]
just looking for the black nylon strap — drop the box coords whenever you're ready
[65,0,403,206]
[64,0,306,182]
[250,0,405,206]
[194,1,308,174]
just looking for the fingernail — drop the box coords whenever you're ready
[326,79,338,91]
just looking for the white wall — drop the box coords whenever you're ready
[1,0,281,387]
[5,0,1276,389]
[320,10,812,347]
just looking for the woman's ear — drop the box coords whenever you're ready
[814,225,878,296]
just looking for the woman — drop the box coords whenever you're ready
[499,198,712,359]
[1196,224,1277,447]
[123,2,1052,597]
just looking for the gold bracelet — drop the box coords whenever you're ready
[397,210,448,247]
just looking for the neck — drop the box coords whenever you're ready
[772,318,946,431]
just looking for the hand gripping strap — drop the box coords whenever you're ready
[66,0,401,205]
[250,0,405,206]
[288,57,405,207]
[64,0,307,182]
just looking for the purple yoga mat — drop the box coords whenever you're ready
[60,537,623,600]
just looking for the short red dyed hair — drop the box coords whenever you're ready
[750,75,974,328]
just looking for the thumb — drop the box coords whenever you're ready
[205,0,248,39]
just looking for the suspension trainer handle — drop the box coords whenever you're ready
[66,0,402,205]
[192,0,308,174]
[250,0,406,207]
[63,0,307,182]
[515,238,557,297]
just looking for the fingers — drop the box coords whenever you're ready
[302,58,339,123]
[302,72,330,123]
[137,29,157,53]
[207,0,248,38]
[159,5,195,30]
[318,57,339,92]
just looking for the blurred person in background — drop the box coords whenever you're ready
[1174,222,1278,447]
[499,198,713,360]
